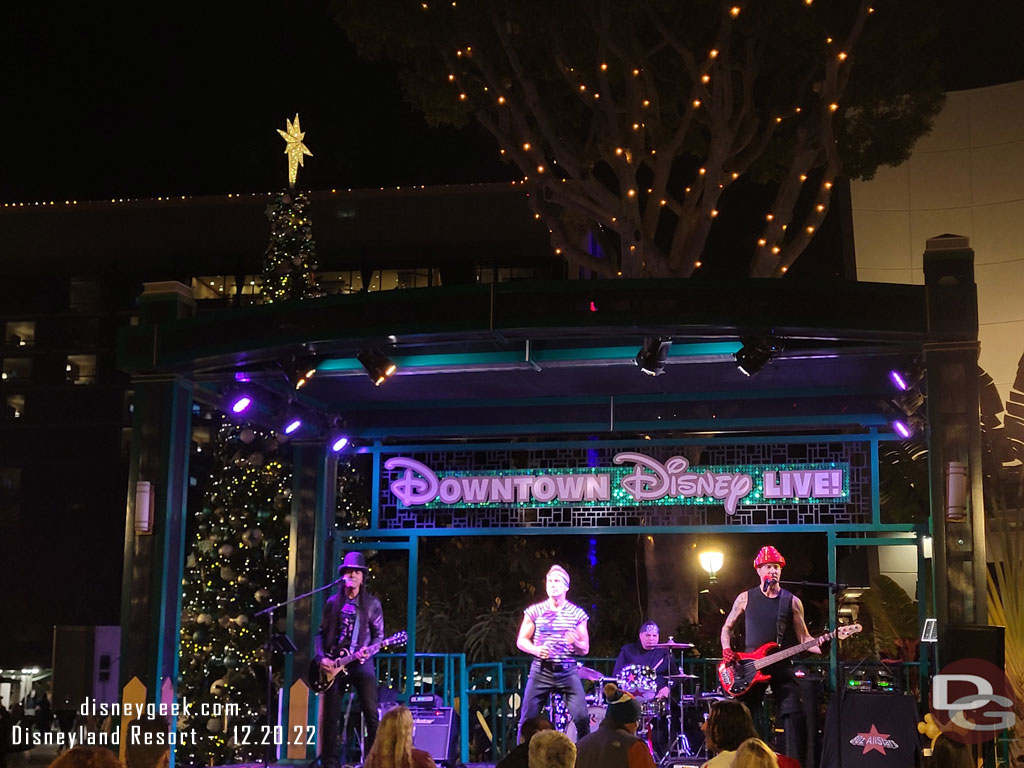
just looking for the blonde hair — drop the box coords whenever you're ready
[48,747,123,768]
[528,729,576,768]
[733,738,779,768]
[363,706,414,768]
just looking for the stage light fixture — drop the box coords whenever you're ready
[330,434,350,452]
[230,395,252,414]
[889,370,908,391]
[892,420,912,439]
[283,418,303,435]
[281,357,318,390]
[634,337,672,376]
[357,349,397,386]
[734,337,781,376]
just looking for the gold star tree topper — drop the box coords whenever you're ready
[277,113,313,188]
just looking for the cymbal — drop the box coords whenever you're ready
[652,641,694,649]
[577,665,604,681]
[665,673,700,680]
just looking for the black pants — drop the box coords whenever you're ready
[519,660,589,741]
[320,661,379,766]
[741,663,807,767]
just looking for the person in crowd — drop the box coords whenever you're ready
[516,565,590,741]
[54,699,77,752]
[363,706,436,768]
[124,716,170,768]
[0,698,10,768]
[529,729,576,768]
[36,693,52,735]
[47,746,123,768]
[575,684,655,768]
[701,699,759,768]
[733,738,780,768]
[496,716,554,768]
[928,733,974,768]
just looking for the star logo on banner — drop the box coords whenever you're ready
[856,724,891,755]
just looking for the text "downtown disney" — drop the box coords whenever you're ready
[385,453,846,515]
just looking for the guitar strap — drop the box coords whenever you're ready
[775,590,793,646]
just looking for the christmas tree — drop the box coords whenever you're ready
[179,418,293,766]
[261,189,321,303]
[262,114,320,303]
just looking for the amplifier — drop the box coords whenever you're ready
[411,707,458,767]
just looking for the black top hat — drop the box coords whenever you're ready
[338,551,368,575]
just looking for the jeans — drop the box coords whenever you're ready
[320,660,379,767]
[519,660,589,740]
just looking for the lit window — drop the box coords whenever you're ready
[4,321,35,347]
[67,354,98,385]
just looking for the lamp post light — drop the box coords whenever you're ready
[699,550,724,584]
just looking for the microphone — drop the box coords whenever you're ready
[763,576,777,592]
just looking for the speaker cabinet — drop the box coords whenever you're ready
[940,624,1004,669]
[411,707,458,767]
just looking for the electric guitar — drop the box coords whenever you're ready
[309,630,408,693]
[717,624,862,697]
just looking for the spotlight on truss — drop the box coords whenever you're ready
[635,337,672,376]
[734,337,782,377]
[357,349,397,386]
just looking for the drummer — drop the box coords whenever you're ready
[613,621,676,700]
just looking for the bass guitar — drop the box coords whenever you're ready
[309,630,408,694]
[717,624,862,697]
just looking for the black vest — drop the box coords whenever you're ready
[744,586,796,652]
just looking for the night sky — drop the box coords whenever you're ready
[2,0,1022,668]
[2,1,512,205]
[3,0,1023,204]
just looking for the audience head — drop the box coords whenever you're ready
[733,738,779,768]
[528,729,576,768]
[124,717,170,768]
[364,706,414,768]
[929,733,974,768]
[705,699,758,753]
[603,682,643,733]
[519,716,554,745]
[48,747,123,768]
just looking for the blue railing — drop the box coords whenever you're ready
[375,653,934,764]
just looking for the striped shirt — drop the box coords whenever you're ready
[525,599,589,661]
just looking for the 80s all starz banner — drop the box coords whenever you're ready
[385,452,847,515]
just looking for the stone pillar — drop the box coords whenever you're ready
[922,235,986,632]
[119,282,196,697]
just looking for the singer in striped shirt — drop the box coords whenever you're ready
[516,564,591,742]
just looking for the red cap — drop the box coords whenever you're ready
[753,546,786,569]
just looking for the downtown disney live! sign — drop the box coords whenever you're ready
[386,452,848,514]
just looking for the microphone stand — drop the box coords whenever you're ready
[254,576,344,767]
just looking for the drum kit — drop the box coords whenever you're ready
[548,639,721,764]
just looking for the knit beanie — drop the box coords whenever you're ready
[603,683,642,724]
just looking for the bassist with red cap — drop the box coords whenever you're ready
[720,546,823,768]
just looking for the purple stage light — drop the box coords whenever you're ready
[889,370,908,391]
[230,395,252,414]
[893,420,912,438]
[284,418,302,435]
[330,435,350,452]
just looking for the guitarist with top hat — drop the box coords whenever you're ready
[314,551,385,767]
[720,546,823,768]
